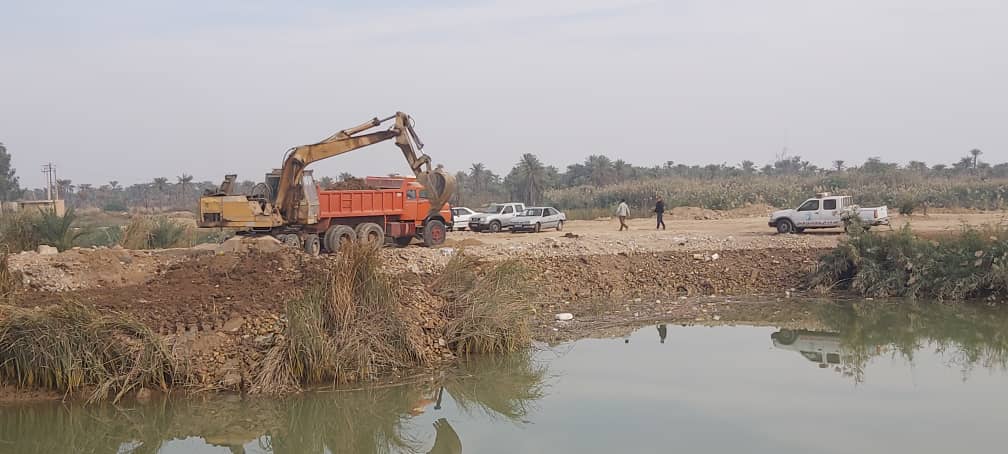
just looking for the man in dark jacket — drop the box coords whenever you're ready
[654,195,666,230]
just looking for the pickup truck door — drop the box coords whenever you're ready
[821,198,842,227]
[795,199,821,228]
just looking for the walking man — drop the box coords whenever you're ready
[654,195,666,230]
[616,199,630,231]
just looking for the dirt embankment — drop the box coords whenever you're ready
[3,212,1001,400]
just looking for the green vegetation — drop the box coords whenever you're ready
[119,216,194,249]
[797,302,1008,383]
[449,153,1008,218]
[0,142,20,202]
[809,224,1008,301]
[0,303,179,403]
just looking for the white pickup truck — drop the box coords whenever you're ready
[468,202,526,233]
[769,193,888,234]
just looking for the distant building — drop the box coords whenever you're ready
[2,199,66,217]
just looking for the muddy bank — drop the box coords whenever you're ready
[2,240,827,401]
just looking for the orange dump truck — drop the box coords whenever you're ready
[307,176,452,251]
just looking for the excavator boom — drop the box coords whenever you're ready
[273,112,455,223]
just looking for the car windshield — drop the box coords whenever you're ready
[521,209,543,216]
[482,204,506,214]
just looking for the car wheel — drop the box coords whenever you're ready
[423,220,447,247]
[488,221,501,233]
[776,219,796,234]
[534,222,541,233]
[556,220,564,231]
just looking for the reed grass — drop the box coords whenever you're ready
[0,303,179,403]
[443,259,533,355]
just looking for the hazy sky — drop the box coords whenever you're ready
[2,0,1005,187]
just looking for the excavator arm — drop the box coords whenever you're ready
[273,112,455,222]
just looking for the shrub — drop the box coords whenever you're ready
[809,224,1008,301]
[119,216,193,249]
[34,209,87,252]
[0,211,41,253]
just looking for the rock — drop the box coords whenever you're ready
[711,253,720,261]
[37,245,59,255]
[555,313,574,321]
[223,317,245,333]
[713,315,721,321]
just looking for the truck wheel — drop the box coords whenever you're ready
[355,223,385,248]
[488,221,501,233]
[534,222,541,233]
[280,234,301,249]
[423,220,447,247]
[303,235,321,257]
[324,225,355,253]
[556,220,564,231]
[776,219,796,234]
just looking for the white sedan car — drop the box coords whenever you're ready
[451,207,477,231]
[510,207,566,233]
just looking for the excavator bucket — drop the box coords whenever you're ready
[418,167,456,215]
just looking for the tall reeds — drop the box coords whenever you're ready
[0,303,179,403]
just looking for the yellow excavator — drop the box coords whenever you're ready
[198,112,456,253]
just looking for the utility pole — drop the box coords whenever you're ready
[41,162,56,200]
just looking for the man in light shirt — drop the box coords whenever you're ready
[616,199,630,231]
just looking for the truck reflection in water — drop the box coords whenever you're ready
[770,329,879,379]
[0,352,545,454]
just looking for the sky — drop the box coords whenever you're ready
[1,0,1006,188]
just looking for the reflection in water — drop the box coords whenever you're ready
[0,352,546,454]
[656,324,668,344]
[771,302,1008,382]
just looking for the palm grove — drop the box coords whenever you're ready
[2,142,1007,217]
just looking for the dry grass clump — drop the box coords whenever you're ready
[0,211,42,253]
[119,216,194,250]
[443,258,534,355]
[0,250,18,304]
[809,223,1008,301]
[253,242,421,394]
[0,303,179,403]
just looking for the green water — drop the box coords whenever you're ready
[3,302,1008,454]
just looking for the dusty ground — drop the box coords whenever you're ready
[2,210,1004,400]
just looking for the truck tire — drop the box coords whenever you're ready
[303,235,321,257]
[776,219,796,234]
[423,220,447,247]
[324,225,356,253]
[355,222,385,248]
[488,220,502,233]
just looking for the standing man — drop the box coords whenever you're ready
[616,199,630,231]
[654,195,666,230]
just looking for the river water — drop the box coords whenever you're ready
[3,302,1008,453]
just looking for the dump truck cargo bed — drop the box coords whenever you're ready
[317,189,407,218]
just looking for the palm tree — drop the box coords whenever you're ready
[55,179,73,200]
[613,159,632,183]
[512,154,546,205]
[832,160,845,172]
[177,174,193,203]
[109,180,120,191]
[970,148,983,170]
[585,155,615,186]
[338,172,355,182]
[469,163,488,192]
